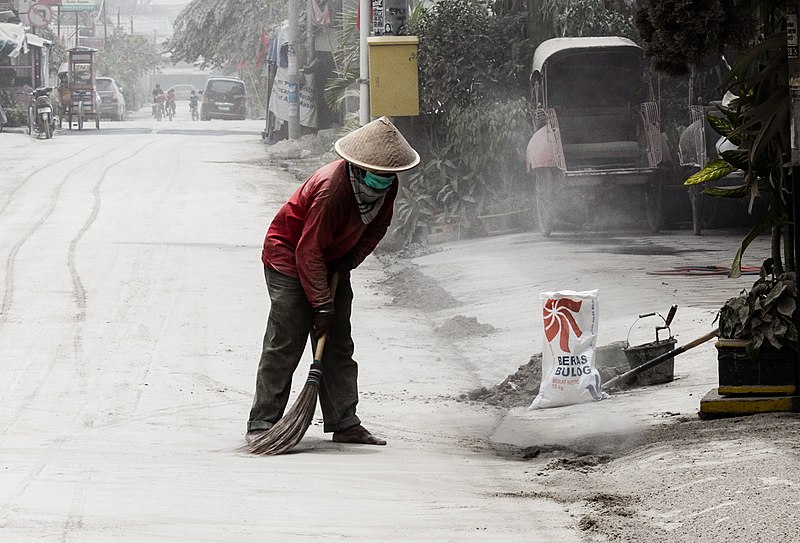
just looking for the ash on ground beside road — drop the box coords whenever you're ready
[381,264,460,311]
[435,315,495,338]
[462,354,543,408]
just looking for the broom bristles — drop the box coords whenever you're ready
[244,364,322,455]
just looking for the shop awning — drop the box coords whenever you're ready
[0,23,50,58]
[0,22,26,58]
[26,33,51,49]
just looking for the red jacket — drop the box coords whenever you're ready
[262,159,397,307]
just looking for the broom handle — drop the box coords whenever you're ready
[604,329,718,391]
[314,272,340,361]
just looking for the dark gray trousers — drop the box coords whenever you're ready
[247,267,360,433]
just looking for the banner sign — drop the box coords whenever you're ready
[60,0,97,12]
[268,67,318,129]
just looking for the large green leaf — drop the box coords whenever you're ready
[707,115,738,141]
[720,149,748,171]
[704,185,750,198]
[684,160,736,186]
[729,214,779,278]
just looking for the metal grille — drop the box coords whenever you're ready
[544,108,566,170]
[640,101,663,167]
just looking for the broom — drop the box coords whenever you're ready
[245,273,338,455]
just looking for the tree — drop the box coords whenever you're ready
[527,0,638,45]
[635,0,756,76]
[640,1,792,277]
[96,27,162,108]
[166,0,286,68]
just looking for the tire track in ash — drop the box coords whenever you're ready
[68,138,165,320]
[0,139,129,320]
[58,137,183,542]
[0,138,146,438]
[76,137,187,427]
[0,139,164,536]
[68,138,165,382]
[0,143,96,218]
[60,470,90,543]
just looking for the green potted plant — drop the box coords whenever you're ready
[716,261,798,395]
[683,17,797,395]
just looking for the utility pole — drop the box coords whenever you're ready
[787,0,800,386]
[287,0,300,139]
[359,0,370,126]
[103,1,107,46]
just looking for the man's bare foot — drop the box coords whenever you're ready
[332,424,387,445]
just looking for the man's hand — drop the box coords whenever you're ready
[313,302,335,339]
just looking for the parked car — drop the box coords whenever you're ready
[166,84,197,101]
[526,37,668,235]
[95,76,126,121]
[200,77,246,120]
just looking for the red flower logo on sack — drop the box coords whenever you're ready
[543,298,583,352]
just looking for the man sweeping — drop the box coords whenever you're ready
[246,117,420,446]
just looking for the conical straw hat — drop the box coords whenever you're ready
[334,116,420,172]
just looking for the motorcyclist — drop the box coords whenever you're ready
[152,84,165,119]
[189,90,199,120]
[166,87,176,116]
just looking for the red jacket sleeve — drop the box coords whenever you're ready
[295,188,338,308]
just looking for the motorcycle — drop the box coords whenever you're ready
[153,94,166,121]
[27,87,57,139]
[166,93,175,121]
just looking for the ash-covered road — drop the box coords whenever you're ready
[0,112,580,541]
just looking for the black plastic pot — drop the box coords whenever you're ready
[716,339,798,396]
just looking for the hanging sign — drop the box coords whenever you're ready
[28,3,53,27]
[60,0,97,12]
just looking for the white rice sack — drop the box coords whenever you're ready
[530,289,606,409]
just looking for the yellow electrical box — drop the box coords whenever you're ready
[367,35,419,117]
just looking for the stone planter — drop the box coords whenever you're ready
[426,222,463,244]
[716,338,798,396]
[477,208,530,236]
